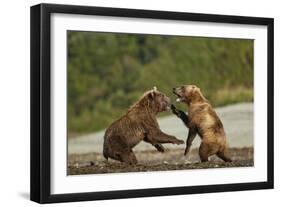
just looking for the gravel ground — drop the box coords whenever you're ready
[68,147,253,175]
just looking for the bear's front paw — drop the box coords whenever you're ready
[171,104,178,114]
[174,139,184,145]
[154,143,165,153]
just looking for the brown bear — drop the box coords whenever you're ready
[103,87,184,164]
[173,85,232,162]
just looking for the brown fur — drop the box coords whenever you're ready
[103,88,184,164]
[173,85,232,162]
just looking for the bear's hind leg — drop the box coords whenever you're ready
[128,150,138,164]
[119,149,138,165]
[103,136,130,163]
[217,149,232,162]
[199,142,210,162]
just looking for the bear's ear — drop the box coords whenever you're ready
[191,85,200,93]
[189,86,197,97]
[153,86,157,92]
[195,86,201,94]
[148,91,155,100]
[190,86,202,99]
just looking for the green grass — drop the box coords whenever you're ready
[67,31,253,135]
[210,86,253,107]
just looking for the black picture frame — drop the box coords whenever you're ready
[30,3,274,204]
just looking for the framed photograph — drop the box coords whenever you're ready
[30,3,274,203]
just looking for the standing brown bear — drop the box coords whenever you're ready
[103,87,184,164]
[173,85,232,162]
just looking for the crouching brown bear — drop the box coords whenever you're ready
[103,87,184,164]
[173,85,232,162]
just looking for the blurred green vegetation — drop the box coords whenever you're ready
[67,31,253,136]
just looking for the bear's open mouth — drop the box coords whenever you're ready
[172,88,186,102]
[172,90,182,98]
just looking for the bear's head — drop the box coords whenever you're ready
[173,85,205,105]
[138,87,171,113]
